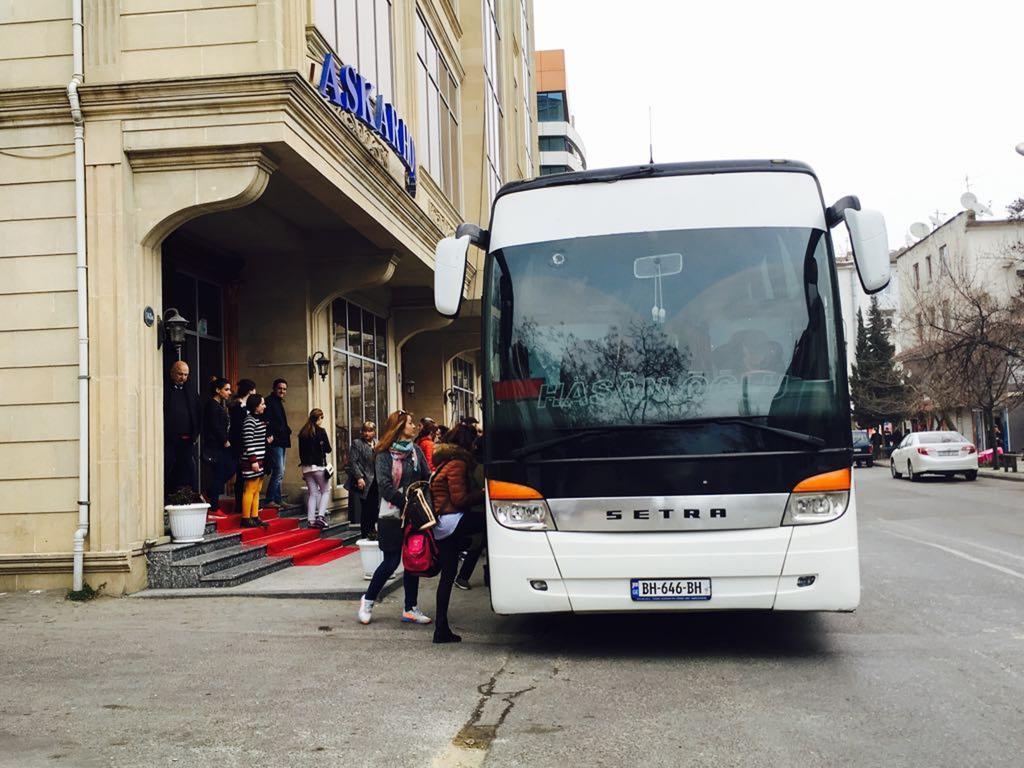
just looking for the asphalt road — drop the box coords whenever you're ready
[1,467,1022,768]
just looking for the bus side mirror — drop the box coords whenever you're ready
[434,235,471,317]
[844,208,890,294]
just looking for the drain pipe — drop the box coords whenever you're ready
[68,0,90,593]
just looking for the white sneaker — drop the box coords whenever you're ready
[401,606,433,624]
[358,596,374,625]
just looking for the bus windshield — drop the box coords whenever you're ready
[484,226,849,460]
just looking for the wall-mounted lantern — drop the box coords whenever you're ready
[405,378,416,396]
[307,351,330,382]
[158,307,189,360]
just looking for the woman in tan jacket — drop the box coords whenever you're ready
[429,423,485,643]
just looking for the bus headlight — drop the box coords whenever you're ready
[782,491,849,525]
[491,500,555,531]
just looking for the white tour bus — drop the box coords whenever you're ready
[434,160,890,614]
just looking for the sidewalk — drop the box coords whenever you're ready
[134,546,401,600]
[978,467,1024,483]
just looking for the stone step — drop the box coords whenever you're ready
[149,544,268,589]
[198,555,293,588]
[146,532,244,574]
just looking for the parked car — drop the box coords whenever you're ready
[852,429,873,467]
[889,431,978,481]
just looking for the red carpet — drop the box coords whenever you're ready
[206,506,354,567]
[294,545,358,566]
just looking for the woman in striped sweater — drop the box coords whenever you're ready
[240,393,271,528]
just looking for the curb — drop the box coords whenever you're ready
[131,575,402,601]
[978,470,1024,483]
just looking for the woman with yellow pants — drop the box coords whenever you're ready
[240,393,271,528]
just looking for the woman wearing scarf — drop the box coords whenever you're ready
[357,410,433,626]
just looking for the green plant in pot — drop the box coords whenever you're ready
[164,486,210,543]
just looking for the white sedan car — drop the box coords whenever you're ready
[890,431,979,481]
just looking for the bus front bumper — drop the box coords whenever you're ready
[486,500,860,614]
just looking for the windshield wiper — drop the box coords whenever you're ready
[509,426,622,460]
[654,417,826,449]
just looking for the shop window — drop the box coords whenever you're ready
[415,12,461,202]
[315,0,394,100]
[483,0,503,202]
[331,298,389,481]
[450,357,476,423]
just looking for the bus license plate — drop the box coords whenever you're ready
[631,578,712,601]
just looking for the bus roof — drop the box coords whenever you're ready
[495,159,818,202]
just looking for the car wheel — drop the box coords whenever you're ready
[891,460,902,479]
[965,470,977,481]
[867,459,874,468]
[908,460,920,482]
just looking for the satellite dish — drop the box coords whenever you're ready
[929,213,946,227]
[961,191,993,217]
[910,222,931,238]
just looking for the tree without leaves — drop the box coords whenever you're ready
[901,251,1024,464]
[1006,197,1024,221]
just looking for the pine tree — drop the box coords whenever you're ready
[849,308,872,427]
[861,296,907,428]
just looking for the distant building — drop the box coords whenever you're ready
[534,50,587,175]
[893,210,1024,448]
[836,250,901,376]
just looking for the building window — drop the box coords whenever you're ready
[926,255,932,282]
[537,91,566,122]
[483,0,503,202]
[331,298,388,481]
[415,12,460,201]
[539,164,570,176]
[450,357,476,423]
[539,136,567,151]
[315,0,394,100]
[519,0,533,176]
[912,263,920,289]
[939,244,949,274]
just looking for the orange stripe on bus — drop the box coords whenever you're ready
[793,468,851,493]
[487,480,544,500]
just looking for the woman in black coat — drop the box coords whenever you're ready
[202,377,233,509]
[298,408,333,528]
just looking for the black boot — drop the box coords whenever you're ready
[433,625,462,644]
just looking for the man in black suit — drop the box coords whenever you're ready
[164,360,201,496]
[264,378,292,508]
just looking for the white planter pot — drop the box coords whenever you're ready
[356,538,384,580]
[166,502,211,543]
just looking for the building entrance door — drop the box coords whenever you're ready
[162,268,226,495]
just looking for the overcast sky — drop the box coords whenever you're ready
[533,0,1024,250]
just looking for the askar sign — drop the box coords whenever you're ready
[316,52,417,196]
